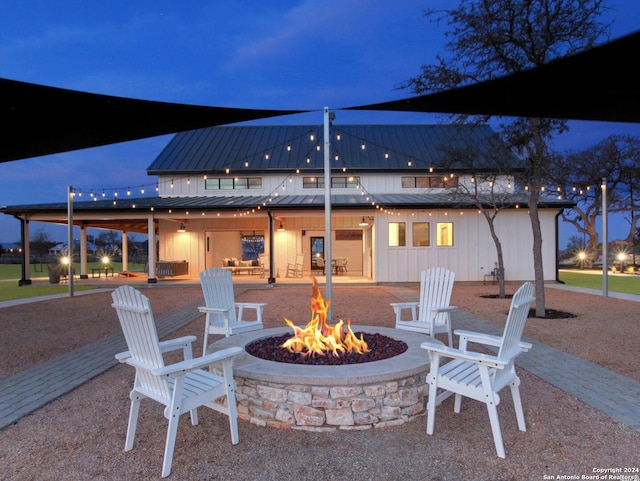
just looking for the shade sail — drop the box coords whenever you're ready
[345,31,640,123]
[0,78,307,163]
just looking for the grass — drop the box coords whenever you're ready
[0,262,146,302]
[558,270,640,296]
[0,280,98,302]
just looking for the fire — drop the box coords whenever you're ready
[281,277,370,357]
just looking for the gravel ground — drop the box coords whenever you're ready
[0,282,638,480]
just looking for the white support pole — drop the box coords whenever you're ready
[602,177,608,297]
[324,107,333,319]
[67,186,74,297]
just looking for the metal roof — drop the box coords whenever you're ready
[147,124,520,175]
[2,192,571,215]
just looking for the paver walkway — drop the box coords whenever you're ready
[1,285,639,433]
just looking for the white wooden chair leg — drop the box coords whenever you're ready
[223,360,240,444]
[480,366,505,458]
[190,408,199,426]
[426,371,438,435]
[510,379,527,431]
[162,413,180,478]
[453,393,462,413]
[486,399,506,458]
[125,393,142,451]
[162,379,185,478]
[202,315,210,356]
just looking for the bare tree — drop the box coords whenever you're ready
[554,134,640,264]
[441,133,524,297]
[404,0,612,316]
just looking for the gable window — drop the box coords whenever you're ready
[412,222,430,246]
[436,222,454,247]
[205,177,262,190]
[303,176,360,189]
[402,175,458,189]
[388,222,406,247]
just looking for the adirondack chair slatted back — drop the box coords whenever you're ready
[498,281,535,361]
[200,268,237,326]
[111,285,171,399]
[418,267,455,327]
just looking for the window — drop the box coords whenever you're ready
[205,177,262,190]
[436,222,454,247]
[303,176,360,189]
[402,175,458,189]
[240,231,265,260]
[412,222,430,246]
[388,222,406,247]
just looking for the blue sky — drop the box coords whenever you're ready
[1,0,639,247]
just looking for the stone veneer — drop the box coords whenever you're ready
[210,326,435,431]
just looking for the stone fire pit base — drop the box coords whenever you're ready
[209,326,436,431]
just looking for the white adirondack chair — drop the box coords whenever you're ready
[420,281,535,458]
[286,253,304,278]
[199,267,266,354]
[111,285,242,478]
[390,267,457,346]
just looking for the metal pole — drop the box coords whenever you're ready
[67,186,74,297]
[601,177,608,297]
[324,107,333,319]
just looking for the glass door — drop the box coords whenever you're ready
[310,236,324,270]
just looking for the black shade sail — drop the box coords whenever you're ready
[0,78,307,163]
[345,31,640,124]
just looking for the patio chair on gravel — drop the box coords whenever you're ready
[420,281,535,459]
[199,267,266,354]
[111,285,243,478]
[390,267,457,346]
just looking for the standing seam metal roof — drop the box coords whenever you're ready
[147,124,520,175]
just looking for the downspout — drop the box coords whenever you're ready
[555,208,565,284]
[13,215,32,286]
[267,210,276,284]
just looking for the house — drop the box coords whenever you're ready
[1,124,572,283]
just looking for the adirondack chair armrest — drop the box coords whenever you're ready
[115,335,198,363]
[420,340,509,368]
[198,306,231,315]
[152,346,244,376]
[431,305,458,314]
[454,329,503,348]
[235,302,267,308]
[454,329,533,353]
[390,302,419,322]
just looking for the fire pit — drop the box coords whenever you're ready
[208,280,436,430]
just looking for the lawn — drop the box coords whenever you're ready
[558,270,640,295]
[0,262,146,302]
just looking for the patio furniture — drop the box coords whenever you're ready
[154,260,189,277]
[286,253,304,278]
[390,267,457,346]
[111,285,242,478]
[316,257,326,275]
[334,257,348,275]
[199,267,266,354]
[420,281,535,458]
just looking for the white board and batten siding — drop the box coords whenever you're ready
[376,209,558,282]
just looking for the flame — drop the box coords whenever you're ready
[281,277,370,357]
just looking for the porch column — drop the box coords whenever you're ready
[18,218,32,286]
[79,226,88,279]
[147,216,157,283]
[121,231,129,272]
